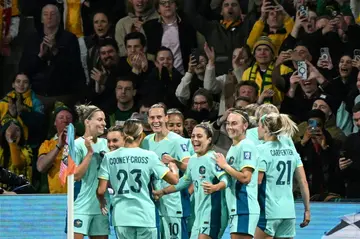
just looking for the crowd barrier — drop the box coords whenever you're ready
[0,195,359,239]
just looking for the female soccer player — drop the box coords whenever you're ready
[153,123,229,239]
[73,104,109,239]
[214,110,260,239]
[97,119,179,239]
[255,113,310,239]
[106,125,124,151]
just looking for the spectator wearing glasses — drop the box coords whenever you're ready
[339,102,360,198]
[115,0,159,57]
[142,0,197,74]
[190,88,219,123]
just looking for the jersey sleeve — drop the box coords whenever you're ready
[98,154,110,180]
[140,136,149,150]
[296,154,303,168]
[174,165,192,191]
[239,141,258,171]
[174,138,191,162]
[74,141,84,166]
[210,160,226,179]
[38,140,52,156]
[150,153,170,179]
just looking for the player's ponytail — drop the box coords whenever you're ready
[261,113,298,137]
[122,119,143,144]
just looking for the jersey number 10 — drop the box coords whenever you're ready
[116,169,142,194]
[276,161,292,185]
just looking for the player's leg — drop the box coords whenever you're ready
[255,219,282,239]
[273,218,295,239]
[136,227,158,239]
[73,215,91,239]
[88,214,110,239]
[114,226,136,239]
[230,214,259,239]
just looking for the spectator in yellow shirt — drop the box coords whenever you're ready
[36,102,73,194]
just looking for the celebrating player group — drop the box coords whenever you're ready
[70,103,310,239]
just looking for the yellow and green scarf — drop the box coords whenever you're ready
[249,62,275,103]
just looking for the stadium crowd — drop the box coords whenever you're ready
[1,0,360,238]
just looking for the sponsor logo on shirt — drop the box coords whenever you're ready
[199,166,206,174]
[74,219,83,228]
[180,144,188,152]
[244,151,251,160]
[228,156,234,165]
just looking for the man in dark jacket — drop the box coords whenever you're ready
[184,0,246,75]
[142,0,197,75]
[19,4,85,110]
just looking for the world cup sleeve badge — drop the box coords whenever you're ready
[180,144,188,152]
[244,151,251,160]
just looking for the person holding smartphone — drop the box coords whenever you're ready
[296,109,345,200]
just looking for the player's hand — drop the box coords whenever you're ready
[168,162,179,174]
[202,182,218,194]
[300,210,310,228]
[212,152,228,169]
[99,198,108,215]
[162,154,175,164]
[84,136,94,154]
[152,189,164,200]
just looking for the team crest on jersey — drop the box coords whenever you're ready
[228,156,235,165]
[180,144,188,152]
[244,151,251,160]
[215,164,223,172]
[199,166,206,174]
[74,219,83,228]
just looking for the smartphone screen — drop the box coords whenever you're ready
[191,48,199,64]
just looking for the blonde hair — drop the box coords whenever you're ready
[255,104,279,122]
[261,113,298,137]
[123,119,143,144]
[244,103,259,117]
[75,104,102,122]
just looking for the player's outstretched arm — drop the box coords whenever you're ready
[96,178,108,215]
[295,166,311,228]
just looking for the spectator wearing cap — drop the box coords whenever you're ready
[184,0,247,75]
[294,94,346,148]
[36,102,73,194]
[19,4,85,111]
[0,116,32,191]
[203,44,253,115]
[242,36,293,106]
[107,76,138,127]
[115,0,159,57]
[296,109,345,201]
[0,73,45,148]
[339,102,360,198]
[175,49,208,106]
[142,0,197,75]
[247,0,294,55]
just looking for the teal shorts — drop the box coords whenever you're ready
[115,226,157,239]
[190,226,220,239]
[160,216,188,239]
[229,214,259,237]
[73,214,110,236]
[259,218,296,238]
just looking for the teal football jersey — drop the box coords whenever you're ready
[246,127,295,147]
[74,137,109,215]
[225,138,260,216]
[257,141,303,219]
[186,138,195,156]
[141,131,191,217]
[98,147,169,227]
[175,150,228,230]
